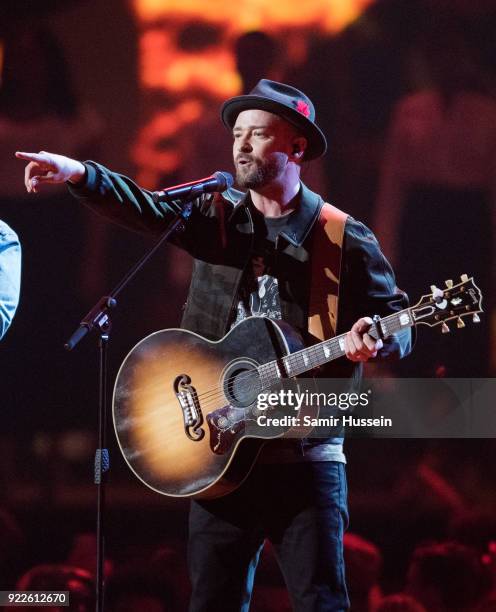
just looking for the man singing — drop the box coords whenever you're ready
[17,80,411,611]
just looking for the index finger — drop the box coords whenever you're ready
[15,151,48,163]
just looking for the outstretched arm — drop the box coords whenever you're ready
[15,151,165,234]
[15,151,243,263]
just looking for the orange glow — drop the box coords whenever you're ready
[131,100,204,185]
[133,0,373,34]
[140,30,239,96]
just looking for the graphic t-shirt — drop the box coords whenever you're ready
[232,209,292,325]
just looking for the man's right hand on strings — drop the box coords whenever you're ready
[15,151,85,193]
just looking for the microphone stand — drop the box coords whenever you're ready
[64,199,193,612]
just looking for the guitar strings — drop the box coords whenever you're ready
[195,309,400,403]
[192,310,402,408]
[194,338,342,403]
[190,338,355,410]
[144,310,404,414]
[123,296,474,428]
[136,296,469,413]
[123,310,410,422]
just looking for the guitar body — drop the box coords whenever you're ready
[113,316,306,499]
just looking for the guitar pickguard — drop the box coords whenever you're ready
[206,405,247,455]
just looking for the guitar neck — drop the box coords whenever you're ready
[258,308,414,387]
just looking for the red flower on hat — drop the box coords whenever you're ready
[295,100,310,117]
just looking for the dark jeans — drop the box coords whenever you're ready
[188,461,349,612]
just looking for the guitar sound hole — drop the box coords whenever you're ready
[223,359,261,408]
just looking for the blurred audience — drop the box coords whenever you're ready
[344,533,383,611]
[104,546,185,612]
[374,593,427,612]
[104,565,173,612]
[9,563,95,612]
[449,511,496,554]
[405,541,491,612]
[66,532,113,579]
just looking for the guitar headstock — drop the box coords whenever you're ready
[411,274,483,332]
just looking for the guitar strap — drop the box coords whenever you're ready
[308,202,348,341]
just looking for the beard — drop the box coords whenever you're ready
[235,154,286,189]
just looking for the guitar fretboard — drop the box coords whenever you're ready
[258,308,414,389]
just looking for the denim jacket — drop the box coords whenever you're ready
[0,220,21,340]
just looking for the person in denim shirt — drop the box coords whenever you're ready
[0,220,21,340]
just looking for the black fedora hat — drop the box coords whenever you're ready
[221,79,327,160]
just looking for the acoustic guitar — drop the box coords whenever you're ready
[113,275,482,499]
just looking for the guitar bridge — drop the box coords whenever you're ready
[174,374,204,441]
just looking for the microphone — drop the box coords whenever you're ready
[152,171,233,204]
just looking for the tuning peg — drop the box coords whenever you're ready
[473,313,480,323]
[441,322,450,333]
[430,285,444,303]
[445,279,453,289]
[457,317,465,329]
[460,274,469,282]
